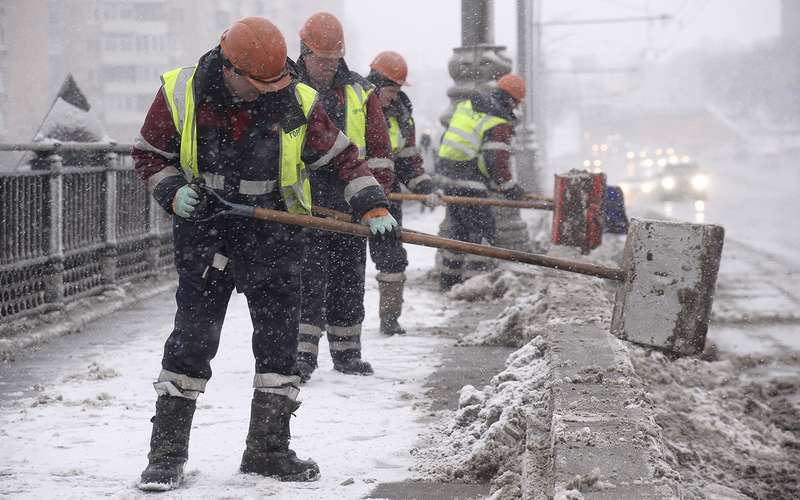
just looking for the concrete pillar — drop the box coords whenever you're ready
[439,0,513,126]
[438,0,532,256]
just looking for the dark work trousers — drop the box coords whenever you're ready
[162,215,304,381]
[299,228,367,332]
[439,188,496,284]
[368,201,408,274]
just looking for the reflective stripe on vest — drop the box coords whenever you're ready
[438,100,508,178]
[160,66,317,214]
[344,83,371,159]
[387,116,406,156]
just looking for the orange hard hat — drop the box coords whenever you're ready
[220,17,291,92]
[370,51,409,86]
[299,12,345,59]
[497,73,525,101]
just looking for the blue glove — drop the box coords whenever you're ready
[363,208,399,235]
[172,184,199,218]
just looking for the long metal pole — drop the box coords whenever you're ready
[516,0,539,192]
[532,0,547,168]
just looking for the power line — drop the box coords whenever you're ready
[537,14,671,27]
[545,67,640,74]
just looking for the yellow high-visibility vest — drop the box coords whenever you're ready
[343,83,371,159]
[160,66,316,214]
[387,116,405,155]
[438,100,508,178]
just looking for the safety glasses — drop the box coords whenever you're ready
[221,57,288,85]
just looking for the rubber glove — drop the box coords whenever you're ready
[172,184,199,218]
[503,184,526,201]
[361,207,399,235]
[423,189,445,208]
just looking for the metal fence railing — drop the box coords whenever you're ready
[0,142,174,321]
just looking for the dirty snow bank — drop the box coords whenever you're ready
[413,337,551,499]
[449,236,624,347]
[630,349,800,499]
[451,268,613,347]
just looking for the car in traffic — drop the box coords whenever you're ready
[653,161,710,201]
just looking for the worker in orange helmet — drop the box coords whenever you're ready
[132,16,395,489]
[366,50,442,335]
[436,73,529,291]
[294,13,398,382]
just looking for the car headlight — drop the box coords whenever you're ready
[691,174,709,191]
[641,181,654,194]
[661,176,676,190]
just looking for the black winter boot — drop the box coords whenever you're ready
[138,395,196,491]
[330,349,374,375]
[380,318,406,336]
[297,324,322,383]
[378,277,406,336]
[439,272,462,292]
[296,357,316,383]
[240,391,320,482]
[328,327,374,375]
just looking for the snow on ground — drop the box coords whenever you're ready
[0,206,455,500]
[630,347,800,499]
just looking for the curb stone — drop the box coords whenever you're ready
[523,323,681,499]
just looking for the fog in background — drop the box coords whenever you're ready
[0,0,795,189]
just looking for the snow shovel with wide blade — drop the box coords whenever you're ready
[195,185,622,280]
[195,186,724,357]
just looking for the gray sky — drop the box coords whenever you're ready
[341,0,781,131]
[345,0,782,74]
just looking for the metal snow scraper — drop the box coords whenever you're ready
[392,170,628,255]
[196,186,724,357]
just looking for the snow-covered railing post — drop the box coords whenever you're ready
[44,153,65,307]
[101,151,118,286]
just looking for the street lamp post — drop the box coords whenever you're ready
[435,0,533,273]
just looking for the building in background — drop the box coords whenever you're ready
[782,0,799,52]
[0,0,341,143]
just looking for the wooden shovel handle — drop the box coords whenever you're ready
[312,205,353,223]
[252,207,624,281]
[523,193,554,202]
[388,192,554,211]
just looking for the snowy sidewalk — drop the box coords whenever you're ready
[0,208,458,500]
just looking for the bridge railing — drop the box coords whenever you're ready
[0,143,174,321]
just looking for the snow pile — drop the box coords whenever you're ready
[63,362,119,382]
[448,236,623,347]
[553,467,617,500]
[36,97,111,144]
[456,272,613,347]
[630,349,800,499]
[413,337,552,499]
[447,268,537,302]
[520,209,555,253]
